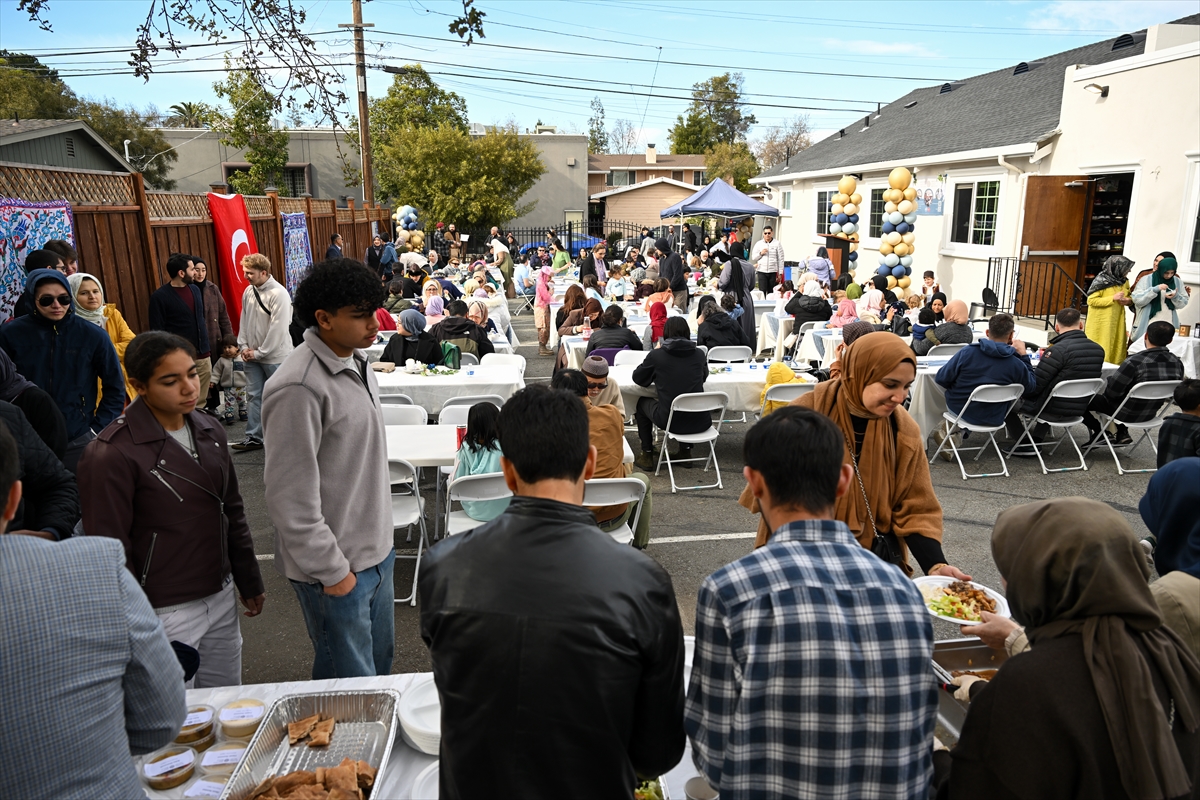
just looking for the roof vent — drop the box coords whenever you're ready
[838,129,846,139]
[1112,31,1146,50]
[904,100,918,109]
[939,81,965,94]
[64,136,75,158]
[1013,60,1044,75]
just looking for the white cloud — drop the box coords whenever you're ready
[1029,0,1198,31]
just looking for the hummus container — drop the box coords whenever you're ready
[140,744,196,790]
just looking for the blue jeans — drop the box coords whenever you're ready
[244,360,280,442]
[290,549,396,680]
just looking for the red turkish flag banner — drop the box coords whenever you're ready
[206,192,257,336]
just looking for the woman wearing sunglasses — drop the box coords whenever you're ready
[0,268,124,474]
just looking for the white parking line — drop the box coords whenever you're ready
[648,532,757,545]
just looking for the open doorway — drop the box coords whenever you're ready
[1083,173,1135,286]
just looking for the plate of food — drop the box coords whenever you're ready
[913,576,1010,625]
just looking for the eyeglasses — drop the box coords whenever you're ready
[37,294,71,308]
[586,381,607,391]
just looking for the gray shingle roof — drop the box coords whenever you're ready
[0,118,80,138]
[753,17,1198,180]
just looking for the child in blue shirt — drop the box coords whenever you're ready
[911,307,936,343]
[451,402,510,522]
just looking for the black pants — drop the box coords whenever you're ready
[1083,395,1127,437]
[756,271,776,294]
[11,387,67,460]
[635,396,659,452]
[205,353,222,410]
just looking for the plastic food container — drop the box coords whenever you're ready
[140,745,196,791]
[198,740,248,776]
[182,773,229,798]
[185,727,217,753]
[218,698,265,739]
[175,705,216,744]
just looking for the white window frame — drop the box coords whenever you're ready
[1177,151,1200,285]
[781,190,791,211]
[812,183,838,245]
[693,170,707,186]
[606,170,635,187]
[860,183,886,248]
[940,168,1006,260]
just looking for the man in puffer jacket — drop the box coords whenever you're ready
[785,291,834,328]
[935,313,1036,427]
[1005,307,1104,449]
[0,269,124,473]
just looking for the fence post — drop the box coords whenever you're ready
[130,173,160,282]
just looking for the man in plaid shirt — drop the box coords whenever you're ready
[1084,321,1184,446]
[685,407,936,799]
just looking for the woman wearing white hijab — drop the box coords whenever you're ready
[490,240,515,298]
[67,271,137,402]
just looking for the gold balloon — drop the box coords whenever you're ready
[893,243,910,257]
[885,231,902,246]
[888,167,912,190]
[836,232,849,240]
[849,242,858,252]
[898,276,911,289]
[902,232,916,245]
[903,187,918,201]
[907,242,916,254]
[832,193,849,206]
[848,233,859,241]
[831,203,844,215]
[879,242,894,256]
[885,201,897,214]
[887,276,898,289]
[838,175,857,195]
[849,192,862,206]
[897,199,915,215]
[894,286,907,300]
[844,203,858,216]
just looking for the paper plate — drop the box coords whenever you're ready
[399,675,441,755]
[411,761,439,800]
[913,576,1010,626]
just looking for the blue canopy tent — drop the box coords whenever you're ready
[659,177,777,219]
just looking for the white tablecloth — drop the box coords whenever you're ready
[608,363,816,415]
[756,312,794,361]
[366,335,511,364]
[375,365,524,414]
[908,361,1120,442]
[1128,334,1200,379]
[385,423,633,466]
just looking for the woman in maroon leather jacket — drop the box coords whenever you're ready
[78,331,263,688]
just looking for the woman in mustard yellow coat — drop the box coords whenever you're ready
[1084,254,1134,364]
[68,272,137,402]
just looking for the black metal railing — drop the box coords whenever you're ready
[985,257,1086,330]
[443,220,651,259]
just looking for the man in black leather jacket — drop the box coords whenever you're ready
[419,384,685,800]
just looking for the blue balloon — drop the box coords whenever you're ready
[896,222,910,234]
[848,214,859,224]
[882,221,895,234]
[903,212,917,224]
[899,255,913,267]
[884,253,900,267]
[905,266,913,276]
[876,265,891,276]
[848,251,858,262]
[892,265,906,278]
[835,213,849,225]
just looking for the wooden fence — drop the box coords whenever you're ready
[0,162,391,333]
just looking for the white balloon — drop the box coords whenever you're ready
[900,255,913,267]
[884,253,900,267]
[903,213,918,224]
[829,222,842,234]
[888,211,904,225]
[842,222,856,235]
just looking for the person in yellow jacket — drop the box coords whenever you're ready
[68,272,135,403]
[1084,254,1134,364]
[759,361,806,416]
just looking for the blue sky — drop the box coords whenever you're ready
[2,0,1197,148]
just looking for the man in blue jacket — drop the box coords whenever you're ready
[935,313,1035,439]
[0,269,124,473]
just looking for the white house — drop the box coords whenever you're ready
[750,14,1200,327]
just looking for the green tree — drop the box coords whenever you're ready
[0,50,78,119]
[587,96,608,154]
[165,101,215,128]
[705,141,760,193]
[376,123,544,226]
[77,99,178,189]
[211,60,291,195]
[668,72,757,153]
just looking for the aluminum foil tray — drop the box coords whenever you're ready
[219,690,400,800]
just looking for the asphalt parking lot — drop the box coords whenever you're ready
[230,304,1161,683]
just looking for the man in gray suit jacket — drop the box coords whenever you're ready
[0,422,185,799]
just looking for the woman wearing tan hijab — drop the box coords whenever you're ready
[913,298,973,356]
[741,332,969,579]
[936,497,1199,800]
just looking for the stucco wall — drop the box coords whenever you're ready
[506,134,588,229]
[603,182,699,228]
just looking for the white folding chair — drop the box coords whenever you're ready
[381,405,428,426]
[459,352,479,366]
[583,478,647,546]
[389,458,429,606]
[1006,378,1106,474]
[785,321,819,362]
[927,343,969,358]
[614,350,649,367]
[929,383,1025,480]
[442,394,505,410]
[444,473,512,536]
[757,382,815,420]
[656,391,729,492]
[481,352,527,376]
[380,393,415,405]
[706,345,753,364]
[1082,379,1181,475]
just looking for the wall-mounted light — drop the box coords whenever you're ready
[1084,83,1109,97]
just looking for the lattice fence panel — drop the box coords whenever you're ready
[146,192,211,220]
[0,163,135,205]
[278,197,308,214]
[244,196,275,218]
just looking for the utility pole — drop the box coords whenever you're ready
[340,0,375,207]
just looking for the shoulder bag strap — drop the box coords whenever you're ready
[251,286,271,317]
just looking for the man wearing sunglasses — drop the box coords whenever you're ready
[0,269,124,474]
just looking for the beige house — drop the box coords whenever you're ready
[750,14,1200,327]
[588,146,707,228]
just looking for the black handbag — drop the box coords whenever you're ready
[850,448,906,569]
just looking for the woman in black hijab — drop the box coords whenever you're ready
[719,241,757,345]
[926,291,947,323]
